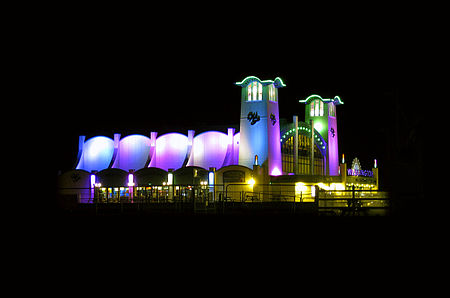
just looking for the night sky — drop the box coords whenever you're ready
[51,9,420,196]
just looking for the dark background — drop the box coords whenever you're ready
[49,5,424,218]
[37,4,433,279]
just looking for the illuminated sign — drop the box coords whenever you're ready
[347,169,374,177]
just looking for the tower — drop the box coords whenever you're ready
[299,94,344,176]
[235,76,285,175]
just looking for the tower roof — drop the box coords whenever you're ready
[235,76,286,88]
[299,94,344,105]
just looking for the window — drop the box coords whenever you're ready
[328,103,335,117]
[311,100,324,116]
[314,99,320,116]
[281,134,324,175]
[258,82,263,100]
[269,84,276,102]
[247,81,263,101]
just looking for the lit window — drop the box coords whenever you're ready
[329,103,335,117]
[314,99,319,116]
[258,82,263,100]
[310,101,314,116]
[269,84,276,102]
[247,81,263,101]
[320,100,324,116]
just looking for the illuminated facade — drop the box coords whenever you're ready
[236,76,284,176]
[59,76,381,207]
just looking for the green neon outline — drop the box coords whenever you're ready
[280,122,327,157]
[235,76,286,88]
[299,94,343,105]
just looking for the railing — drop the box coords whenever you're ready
[56,185,390,216]
[317,189,389,215]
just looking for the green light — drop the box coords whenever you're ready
[299,94,344,105]
[235,76,286,88]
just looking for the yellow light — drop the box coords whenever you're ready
[331,183,345,190]
[295,182,307,192]
[247,178,255,186]
[318,183,330,190]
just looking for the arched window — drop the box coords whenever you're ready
[310,100,324,116]
[281,134,324,175]
[247,81,263,101]
[314,99,320,116]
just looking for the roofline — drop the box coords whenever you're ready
[299,94,344,105]
[235,76,286,88]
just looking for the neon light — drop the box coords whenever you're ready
[235,76,286,88]
[208,171,214,186]
[167,172,173,185]
[127,173,135,187]
[295,182,307,192]
[90,174,96,188]
[314,122,323,132]
[299,94,344,105]
[347,169,374,177]
[270,167,281,176]
[318,183,330,190]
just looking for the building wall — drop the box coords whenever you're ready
[76,136,114,172]
[327,116,339,175]
[113,134,151,171]
[186,131,229,170]
[238,82,282,175]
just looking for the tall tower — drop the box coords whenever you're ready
[235,76,285,175]
[299,94,344,176]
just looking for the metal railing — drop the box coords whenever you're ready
[56,185,390,216]
[317,189,390,215]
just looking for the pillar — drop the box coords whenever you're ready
[293,115,299,175]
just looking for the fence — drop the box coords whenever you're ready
[56,184,389,216]
[317,189,389,215]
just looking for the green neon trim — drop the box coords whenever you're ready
[235,76,286,88]
[299,94,344,105]
[280,122,327,157]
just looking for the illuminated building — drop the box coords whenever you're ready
[58,76,382,210]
